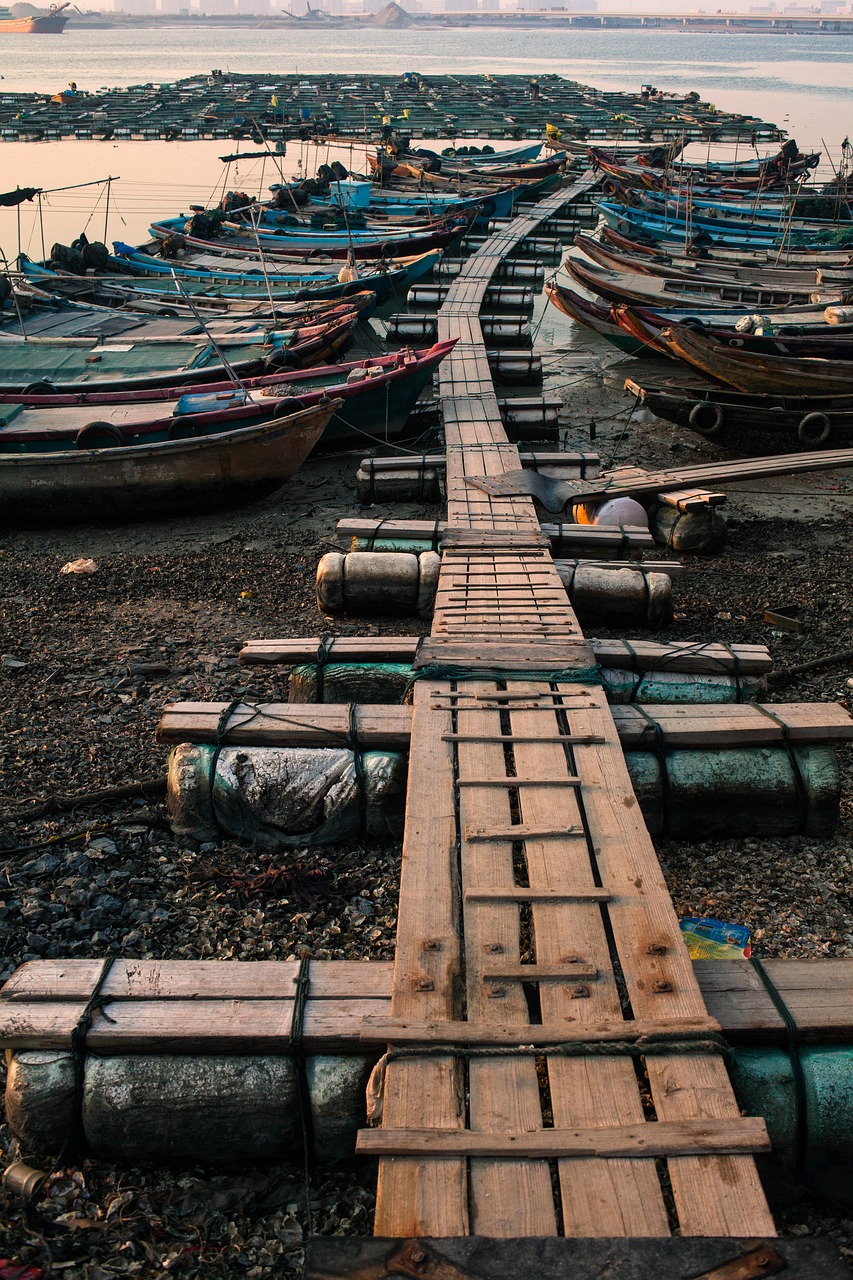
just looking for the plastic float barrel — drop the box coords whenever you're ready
[355,464,443,504]
[386,313,532,347]
[498,396,561,440]
[625,745,840,839]
[287,663,762,709]
[649,501,728,555]
[316,550,440,618]
[167,741,407,847]
[434,258,545,286]
[5,1049,374,1165]
[488,350,543,384]
[555,562,673,627]
[406,284,535,312]
[729,1046,853,1208]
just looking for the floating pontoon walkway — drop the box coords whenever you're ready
[367,176,776,1238]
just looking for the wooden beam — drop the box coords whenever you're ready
[357,1118,771,1160]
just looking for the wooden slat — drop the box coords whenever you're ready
[0,958,392,1002]
[6,960,851,1048]
[240,636,771,676]
[373,682,468,1236]
[0,998,384,1053]
[156,702,412,747]
[456,683,557,1235]
[157,700,852,751]
[360,1017,720,1045]
[564,685,776,1237]
[358,1118,770,1159]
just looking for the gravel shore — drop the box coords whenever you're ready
[2,349,853,1275]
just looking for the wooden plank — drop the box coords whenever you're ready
[240,636,770,676]
[456,682,557,1235]
[0,998,386,1053]
[374,682,468,1237]
[415,640,595,669]
[466,824,585,842]
[694,959,853,1043]
[156,702,412,747]
[508,683,670,1237]
[481,964,598,983]
[156,700,851,752]
[612,701,853,747]
[0,959,392,1003]
[358,1118,771,1159]
[465,888,612,904]
[360,1017,720,1045]
[456,776,583,787]
[564,685,776,1237]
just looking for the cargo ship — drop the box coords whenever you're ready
[0,2,70,32]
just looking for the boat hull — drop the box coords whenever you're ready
[0,401,338,525]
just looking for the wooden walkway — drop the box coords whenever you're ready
[367,178,776,1238]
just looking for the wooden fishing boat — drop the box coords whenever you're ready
[0,399,340,526]
[0,341,456,447]
[16,266,381,321]
[637,189,851,229]
[656,323,853,396]
[596,201,851,249]
[572,233,853,291]
[148,217,465,262]
[565,255,840,312]
[600,223,853,269]
[1,283,363,348]
[0,313,355,395]
[615,305,853,360]
[544,281,648,355]
[107,244,441,298]
[624,377,853,445]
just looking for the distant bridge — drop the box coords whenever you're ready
[426,10,853,32]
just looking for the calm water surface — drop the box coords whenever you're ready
[1,28,851,248]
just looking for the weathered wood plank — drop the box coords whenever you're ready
[457,683,557,1235]
[374,682,468,1237]
[358,1119,771,1159]
[240,636,772,676]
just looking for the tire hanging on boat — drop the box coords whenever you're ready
[688,401,724,438]
[272,397,305,419]
[75,422,126,450]
[797,412,832,446]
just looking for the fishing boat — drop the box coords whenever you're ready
[0,312,355,395]
[1,283,362,348]
[624,377,853,446]
[0,341,456,446]
[148,216,466,262]
[565,255,843,312]
[572,233,853,290]
[595,201,852,249]
[109,243,442,291]
[656,323,853,396]
[0,1,69,31]
[16,264,381,320]
[599,223,853,269]
[615,303,853,359]
[0,398,340,526]
[544,280,649,355]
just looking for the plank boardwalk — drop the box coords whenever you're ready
[370,176,776,1238]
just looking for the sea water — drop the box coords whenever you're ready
[1,27,851,249]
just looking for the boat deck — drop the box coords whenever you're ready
[368,177,776,1238]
